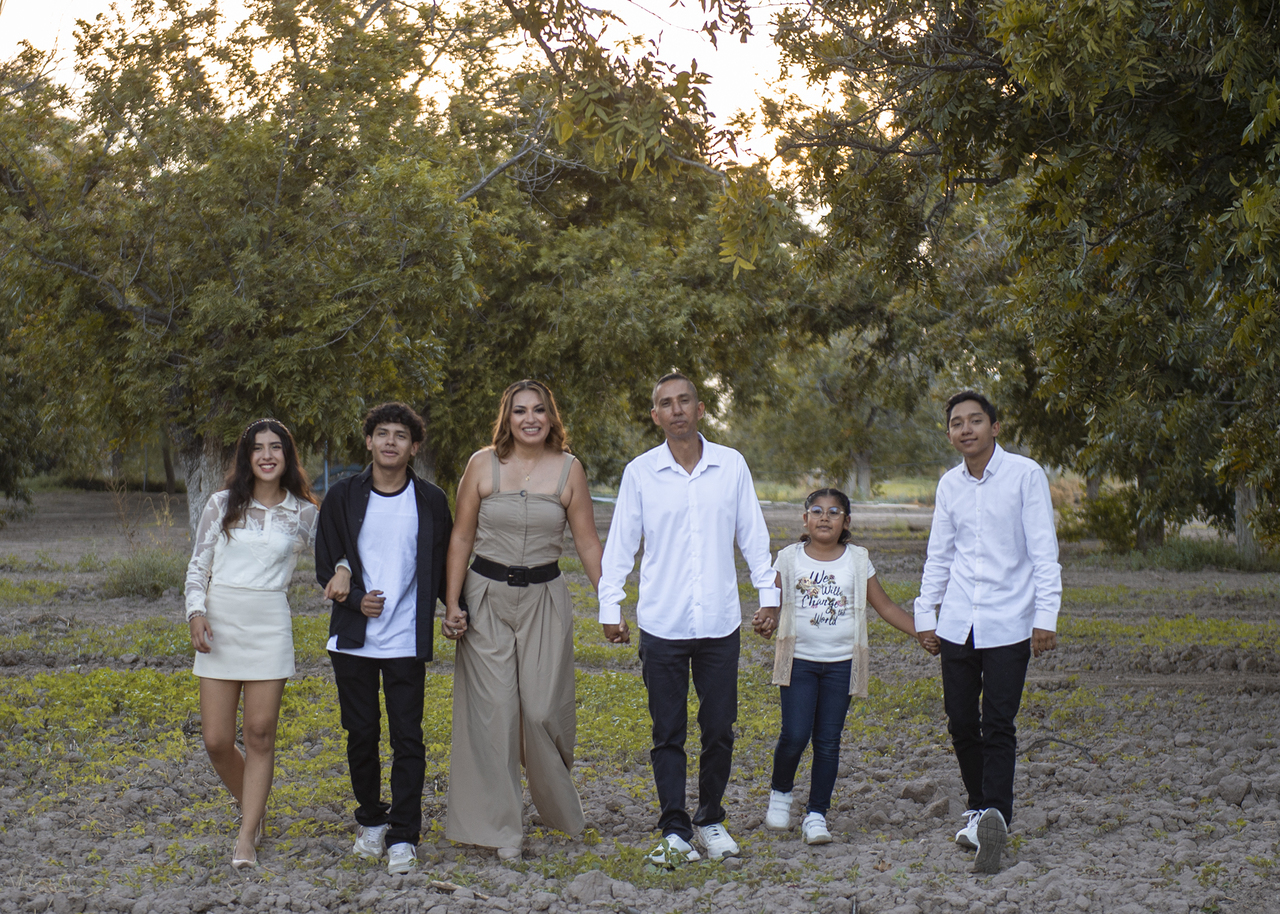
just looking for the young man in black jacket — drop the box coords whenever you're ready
[315,402,454,875]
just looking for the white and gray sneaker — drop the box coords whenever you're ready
[801,812,832,845]
[695,822,740,860]
[954,809,981,849]
[386,842,417,875]
[352,823,389,859]
[974,808,1007,874]
[645,834,701,867]
[765,790,793,830]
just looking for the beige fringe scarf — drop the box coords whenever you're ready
[771,542,871,698]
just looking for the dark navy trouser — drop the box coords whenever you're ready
[939,631,1031,824]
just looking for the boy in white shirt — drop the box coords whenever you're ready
[914,391,1060,874]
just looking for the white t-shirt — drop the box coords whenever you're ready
[791,545,876,663]
[327,481,419,659]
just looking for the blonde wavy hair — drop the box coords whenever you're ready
[491,379,570,459]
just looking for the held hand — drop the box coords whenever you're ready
[442,605,468,641]
[751,606,779,639]
[1032,628,1057,657]
[603,620,630,644]
[189,615,214,653]
[360,590,386,618]
[324,566,352,602]
[916,631,941,656]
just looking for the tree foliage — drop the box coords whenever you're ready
[766,0,1280,546]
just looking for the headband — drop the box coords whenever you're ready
[241,418,289,440]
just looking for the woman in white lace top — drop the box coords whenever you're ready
[184,418,350,869]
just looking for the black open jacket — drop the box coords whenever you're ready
[315,465,454,662]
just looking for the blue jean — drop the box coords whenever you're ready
[771,658,852,815]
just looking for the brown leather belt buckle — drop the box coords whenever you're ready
[506,565,530,587]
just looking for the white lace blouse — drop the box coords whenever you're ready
[184,490,324,621]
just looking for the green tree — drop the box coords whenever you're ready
[1,0,511,530]
[763,0,1280,549]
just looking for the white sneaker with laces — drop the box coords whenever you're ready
[954,809,981,849]
[352,823,389,859]
[645,834,701,866]
[974,808,1007,874]
[694,822,740,860]
[765,790,793,830]
[386,842,417,874]
[801,812,832,845]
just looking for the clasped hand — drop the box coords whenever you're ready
[442,605,468,640]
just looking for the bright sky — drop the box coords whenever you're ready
[0,0,833,161]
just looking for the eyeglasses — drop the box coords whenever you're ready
[806,506,847,519]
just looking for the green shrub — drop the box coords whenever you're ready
[102,548,186,598]
[0,577,66,603]
[1058,489,1137,553]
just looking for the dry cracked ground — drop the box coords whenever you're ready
[0,491,1276,914]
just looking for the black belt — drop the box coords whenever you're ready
[471,555,561,587]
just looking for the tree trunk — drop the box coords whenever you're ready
[844,452,873,502]
[1236,484,1260,564]
[1135,469,1165,552]
[414,435,438,484]
[160,434,176,495]
[1085,473,1101,502]
[177,436,232,536]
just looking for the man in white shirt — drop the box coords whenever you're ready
[598,373,781,865]
[914,391,1061,874]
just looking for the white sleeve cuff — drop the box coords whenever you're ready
[912,597,938,632]
[598,603,622,625]
[758,586,781,608]
[335,558,352,573]
[1032,609,1059,632]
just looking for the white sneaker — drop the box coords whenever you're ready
[954,809,981,849]
[694,822,740,860]
[352,823,389,859]
[386,842,417,874]
[645,834,701,866]
[765,790,793,830]
[974,808,1007,874]
[801,812,832,845]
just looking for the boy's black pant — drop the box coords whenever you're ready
[329,652,426,847]
[638,628,739,842]
[939,632,1031,824]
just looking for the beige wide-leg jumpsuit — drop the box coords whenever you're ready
[446,452,584,849]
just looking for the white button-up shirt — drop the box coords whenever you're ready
[598,436,780,640]
[915,444,1062,648]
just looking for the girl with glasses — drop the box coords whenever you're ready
[751,487,922,844]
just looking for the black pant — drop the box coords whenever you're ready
[939,632,1031,824]
[638,628,739,841]
[329,652,426,847]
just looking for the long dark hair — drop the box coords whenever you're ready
[800,487,853,545]
[222,419,317,538]
[491,380,570,459]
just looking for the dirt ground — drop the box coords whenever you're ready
[0,491,1276,914]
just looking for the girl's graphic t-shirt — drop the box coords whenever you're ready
[791,545,875,663]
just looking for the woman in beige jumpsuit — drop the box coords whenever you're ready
[442,380,603,858]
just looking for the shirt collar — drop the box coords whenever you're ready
[658,434,721,477]
[251,490,299,512]
[961,442,1006,483]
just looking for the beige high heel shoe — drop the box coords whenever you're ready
[231,836,257,870]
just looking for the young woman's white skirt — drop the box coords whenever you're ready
[192,583,296,681]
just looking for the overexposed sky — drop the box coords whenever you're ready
[0,0,832,161]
